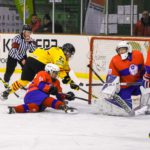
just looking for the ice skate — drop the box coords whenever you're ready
[8,106,16,114]
[60,105,78,114]
[0,88,11,100]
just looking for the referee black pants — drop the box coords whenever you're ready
[4,56,24,83]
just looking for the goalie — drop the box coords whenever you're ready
[101,41,146,116]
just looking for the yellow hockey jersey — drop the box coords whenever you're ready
[29,47,70,78]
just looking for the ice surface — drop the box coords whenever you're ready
[0,73,150,150]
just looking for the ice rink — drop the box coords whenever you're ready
[0,73,150,150]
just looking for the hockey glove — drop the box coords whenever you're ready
[142,73,150,88]
[49,86,58,95]
[65,92,75,101]
[70,81,79,90]
[62,75,71,84]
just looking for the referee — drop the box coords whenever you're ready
[4,24,37,86]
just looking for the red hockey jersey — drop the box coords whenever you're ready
[27,71,62,94]
[109,50,144,84]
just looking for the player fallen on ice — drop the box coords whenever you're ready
[8,63,77,114]
[100,41,149,116]
[1,43,79,100]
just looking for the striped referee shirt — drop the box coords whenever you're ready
[8,33,36,61]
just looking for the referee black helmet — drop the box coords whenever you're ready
[22,24,32,32]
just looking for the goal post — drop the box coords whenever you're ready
[88,36,150,104]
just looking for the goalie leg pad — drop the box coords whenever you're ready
[118,86,141,109]
[105,97,122,108]
[96,98,131,116]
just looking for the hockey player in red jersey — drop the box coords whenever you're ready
[8,63,76,114]
[107,41,144,109]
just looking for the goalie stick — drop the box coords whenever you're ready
[87,64,133,115]
[86,82,142,86]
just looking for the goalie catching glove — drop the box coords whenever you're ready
[62,75,79,90]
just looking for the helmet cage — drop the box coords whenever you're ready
[116,41,132,60]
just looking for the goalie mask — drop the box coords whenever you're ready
[116,41,132,60]
[62,43,75,58]
[45,63,60,78]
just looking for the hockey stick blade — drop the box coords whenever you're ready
[65,107,78,114]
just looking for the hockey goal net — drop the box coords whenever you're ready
[88,36,150,104]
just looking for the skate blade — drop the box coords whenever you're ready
[66,108,78,114]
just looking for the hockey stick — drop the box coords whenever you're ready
[68,70,95,99]
[0,77,19,98]
[69,70,84,86]
[68,77,98,99]
[86,82,142,86]
[78,86,98,99]
[87,65,133,114]
[73,96,89,102]
[87,64,105,83]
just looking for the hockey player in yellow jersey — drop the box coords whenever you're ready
[1,43,79,100]
[29,46,70,78]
